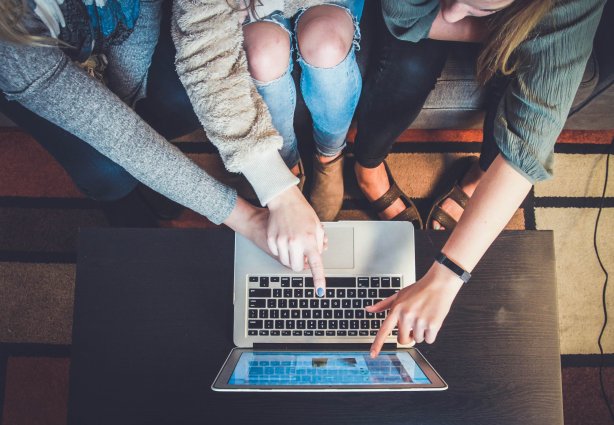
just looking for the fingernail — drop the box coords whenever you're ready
[370,351,376,358]
[316,287,324,298]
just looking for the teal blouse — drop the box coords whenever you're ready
[381,0,607,183]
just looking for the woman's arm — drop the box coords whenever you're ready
[0,38,238,225]
[171,0,327,289]
[369,155,531,356]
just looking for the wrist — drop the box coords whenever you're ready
[267,185,300,211]
[223,197,258,234]
[426,262,465,293]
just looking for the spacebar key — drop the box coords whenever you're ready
[326,277,356,288]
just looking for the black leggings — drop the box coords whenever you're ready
[354,5,506,172]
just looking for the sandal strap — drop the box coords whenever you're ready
[371,181,403,213]
[392,206,421,225]
[449,184,470,209]
[430,205,458,230]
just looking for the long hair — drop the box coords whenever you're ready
[0,0,59,45]
[477,0,555,84]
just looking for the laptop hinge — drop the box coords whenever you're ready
[253,343,398,350]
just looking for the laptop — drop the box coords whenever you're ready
[212,221,447,391]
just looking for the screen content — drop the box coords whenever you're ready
[228,351,431,386]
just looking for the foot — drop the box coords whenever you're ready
[355,162,407,220]
[431,160,485,230]
[309,153,344,221]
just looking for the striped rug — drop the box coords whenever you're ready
[0,128,612,424]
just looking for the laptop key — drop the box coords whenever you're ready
[326,289,335,298]
[355,310,365,318]
[286,320,295,329]
[279,299,288,308]
[291,277,303,287]
[359,330,369,336]
[350,320,359,329]
[329,320,338,329]
[326,331,335,336]
[302,310,311,319]
[249,276,259,283]
[283,289,292,298]
[315,330,325,336]
[270,310,279,318]
[347,289,357,298]
[352,299,362,309]
[344,310,354,319]
[271,276,280,283]
[334,310,343,319]
[336,289,346,298]
[260,277,269,287]
[299,299,308,309]
[248,309,257,318]
[321,300,330,308]
[358,289,367,298]
[273,289,282,298]
[313,310,322,319]
[371,277,380,287]
[291,310,300,319]
[294,289,303,298]
[379,289,397,298]
[370,331,378,336]
[267,299,276,308]
[305,289,314,298]
[282,330,291,336]
[307,320,317,329]
[327,277,356,288]
[348,330,358,336]
[249,320,263,329]
[293,330,302,336]
[372,320,380,329]
[265,320,274,329]
[305,277,314,287]
[339,320,349,329]
[342,299,351,309]
[392,277,401,287]
[259,330,269,336]
[249,299,265,308]
[337,331,347,336]
[304,330,314,336]
[289,300,298,309]
[259,310,268,319]
[297,320,306,329]
[275,320,284,329]
[281,310,290,318]
[331,299,341,309]
[271,330,280,336]
[376,312,386,319]
[381,277,391,287]
[310,299,319,308]
[357,277,369,287]
[248,330,258,336]
[281,277,290,287]
[318,320,327,329]
[368,289,378,298]
[360,320,370,329]
[323,310,333,319]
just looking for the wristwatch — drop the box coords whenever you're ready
[435,252,471,284]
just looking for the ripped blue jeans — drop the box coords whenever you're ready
[248,0,364,168]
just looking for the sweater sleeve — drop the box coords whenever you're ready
[0,38,237,224]
[381,0,440,43]
[493,0,606,183]
[171,0,298,206]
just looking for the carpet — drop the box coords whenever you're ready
[0,127,612,424]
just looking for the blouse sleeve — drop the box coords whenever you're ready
[493,0,606,183]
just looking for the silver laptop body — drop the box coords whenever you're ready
[233,221,415,347]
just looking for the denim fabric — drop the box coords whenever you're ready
[250,0,365,167]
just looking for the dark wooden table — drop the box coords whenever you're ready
[68,228,563,425]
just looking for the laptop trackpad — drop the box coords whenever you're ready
[322,227,354,269]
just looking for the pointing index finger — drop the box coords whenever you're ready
[370,310,398,358]
[306,249,326,297]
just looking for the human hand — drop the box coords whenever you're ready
[266,186,327,296]
[223,197,274,256]
[367,262,464,357]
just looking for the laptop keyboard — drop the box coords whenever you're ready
[246,276,401,338]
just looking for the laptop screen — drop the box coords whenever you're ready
[228,351,431,386]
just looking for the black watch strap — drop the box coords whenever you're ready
[435,252,471,283]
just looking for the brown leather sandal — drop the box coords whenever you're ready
[370,161,423,229]
[427,156,478,230]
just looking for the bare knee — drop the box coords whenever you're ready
[243,22,291,82]
[297,5,355,68]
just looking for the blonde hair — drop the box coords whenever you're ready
[0,0,60,45]
[477,0,555,84]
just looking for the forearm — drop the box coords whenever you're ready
[0,42,237,224]
[171,0,297,205]
[428,11,488,42]
[441,155,532,272]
